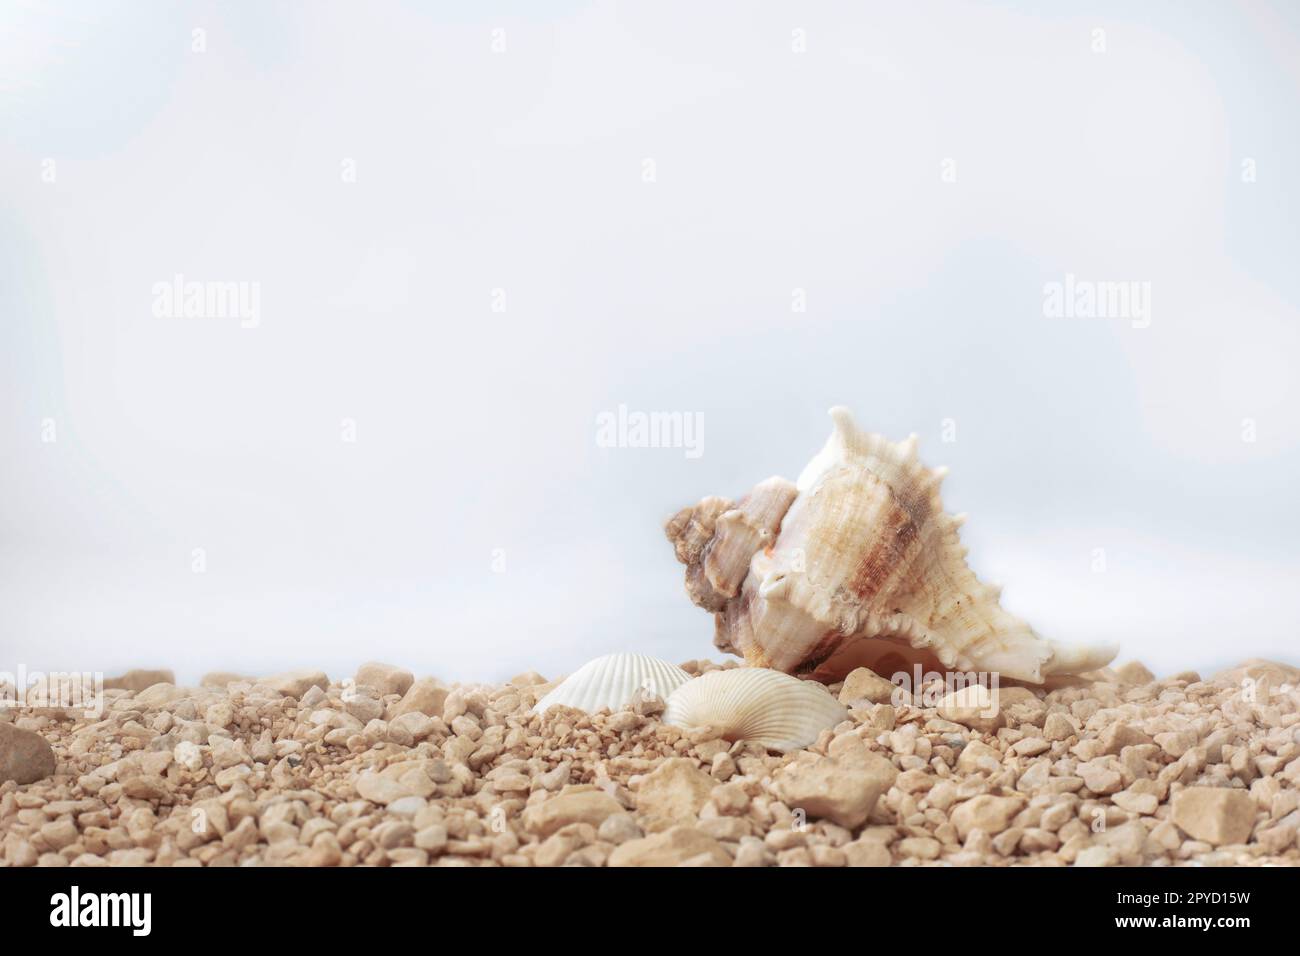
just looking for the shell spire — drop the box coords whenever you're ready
[666,408,1117,684]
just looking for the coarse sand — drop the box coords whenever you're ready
[1,658,1297,867]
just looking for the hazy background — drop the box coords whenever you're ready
[3,0,1298,685]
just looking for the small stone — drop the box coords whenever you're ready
[534,833,578,867]
[936,683,1002,733]
[388,711,436,741]
[1077,758,1124,795]
[699,817,750,842]
[536,761,571,792]
[1154,731,1197,759]
[764,828,806,851]
[342,690,384,724]
[949,795,1025,840]
[1042,712,1077,741]
[608,826,730,867]
[597,813,643,845]
[522,786,624,838]
[121,775,167,801]
[710,782,750,815]
[354,662,414,697]
[1015,760,1051,793]
[105,669,176,693]
[1075,845,1119,867]
[0,724,57,784]
[134,683,188,707]
[956,739,1002,774]
[1010,737,1050,757]
[414,825,448,853]
[355,762,437,805]
[898,836,941,860]
[264,669,330,698]
[509,671,547,687]
[39,818,79,851]
[390,677,449,718]
[606,711,640,734]
[490,772,531,794]
[809,844,847,867]
[1171,787,1256,846]
[1114,661,1156,685]
[1101,722,1153,755]
[1111,788,1159,815]
[843,839,892,867]
[732,838,767,867]
[771,743,897,829]
[200,671,248,688]
[710,752,736,781]
[636,758,714,828]
[386,796,428,818]
[374,821,415,849]
[838,667,897,705]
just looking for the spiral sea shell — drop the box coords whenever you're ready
[533,653,691,713]
[666,407,1118,684]
[664,667,848,752]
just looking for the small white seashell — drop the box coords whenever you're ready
[533,653,691,714]
[663,667,848,753]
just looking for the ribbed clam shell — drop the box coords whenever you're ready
[663,668,848,752]
[533,653,691,714]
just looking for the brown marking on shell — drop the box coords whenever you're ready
[666,496,732,565]
[668,479,797,617]
[847,496,920,600]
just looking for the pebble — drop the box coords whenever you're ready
[838,667,898,705]
[1171,786,1257,846]
[635,758,714,828]
[1111,788,1159,815]
[1101,722,1154,755]
[390,678,449,719]
[608,826,730,867]
[898,836,941,860]
[949,795,1025,839]
[105,670,176,693]
[843,838,892,866]
[354,662,415,697]
[522,787,623,838]
[772,740,897,829]
[1074,845,1119,867]
[1042,712,1078,741]
[0,724,57,784]
[265,670,330,699]
[936,684,1002,733]
[597,813,642,845]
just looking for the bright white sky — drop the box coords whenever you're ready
[2,1,1298,685]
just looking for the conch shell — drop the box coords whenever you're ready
[665,407,1117,684]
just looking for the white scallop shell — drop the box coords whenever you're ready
[533,653,691,714]
[663,667,848,752]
